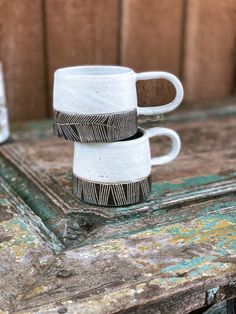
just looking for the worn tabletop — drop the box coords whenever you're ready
[0,101,236,313]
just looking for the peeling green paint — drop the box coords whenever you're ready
[0,216,40,259]
[161,256,214,274]
[0,145,236,254]
[0,176,63,253]
[0,157,56,221]
[151,174,230,195]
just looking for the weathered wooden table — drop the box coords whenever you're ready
[0,101,236,313]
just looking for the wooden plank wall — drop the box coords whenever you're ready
[0,0,47,121]
[45,0,119,110]
[121,0,184,106]
[0,0,236,121]
[183,0,236,101]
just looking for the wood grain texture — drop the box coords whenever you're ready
[121,0,184,107]
[183,0,236,102]
[0,177,62,312]
[10,210,236,313]
[8,204,236,313]
[0,0,47,122]
[45,0,119,111]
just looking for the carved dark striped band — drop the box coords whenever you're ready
[73,175,152,206]
[53,109,137,142]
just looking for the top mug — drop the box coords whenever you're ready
[53,65,183,142]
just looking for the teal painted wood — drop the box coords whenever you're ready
[13,202,236,313]
[0,176,63,253]
[0,176,63,312]
[0,151,236,249]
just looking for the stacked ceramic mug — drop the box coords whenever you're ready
[53,66,183,207]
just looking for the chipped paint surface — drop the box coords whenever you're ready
[0,177,63,253]
[80,211,236,284]
[207,287,220,303]
[6,210,231,314]
[0,177,60,312]
[1,163,236,312]
[23,202,234,313]
[151,173,232,194]
[1,149,236,250]
[0,217,40,260]
[1,115,236,313]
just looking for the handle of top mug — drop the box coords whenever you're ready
[147,127,181,166]
[136,71,184,116]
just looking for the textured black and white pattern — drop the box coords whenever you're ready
[53,109,137,142]
[73,175,152,206]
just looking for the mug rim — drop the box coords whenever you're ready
[118,127,146,145]
[74,127,147,147]
[55,65,134,78]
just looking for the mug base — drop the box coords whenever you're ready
[73,174,152,207]
[53,109,137,142]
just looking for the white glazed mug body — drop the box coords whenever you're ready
[73,127,181,206]
[53,66,183,142]
[73,128,151,183]
[54,66,137,114]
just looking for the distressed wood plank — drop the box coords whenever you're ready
[0,177,62,312]
[121,0,184,107]
[14,206,236,313]
[1,110,236,248]
[183,0,236,101]
[0,109,236,312]
[45,0,119,111]
[0,0,47,121]
[1,146,236,250]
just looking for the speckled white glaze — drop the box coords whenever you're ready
[73,127,181,183]
[53,65,183,115]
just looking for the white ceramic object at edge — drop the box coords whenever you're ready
[54,65,184,115]
[73,127,181,183]
[0,63,9,144]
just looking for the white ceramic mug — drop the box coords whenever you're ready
[53,65,183,142]
[73,127,181,206]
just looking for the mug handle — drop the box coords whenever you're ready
[136,71,184,116]
[147,127,181,166]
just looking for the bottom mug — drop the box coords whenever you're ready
[73,127,181,206]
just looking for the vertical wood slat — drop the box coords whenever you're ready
[1,0,236,122]
[121,0,184,107]
[45,0,120,112]
[0,0,47,122]
[183,0,236,102]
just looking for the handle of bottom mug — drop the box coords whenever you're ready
[147,127,181,166]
